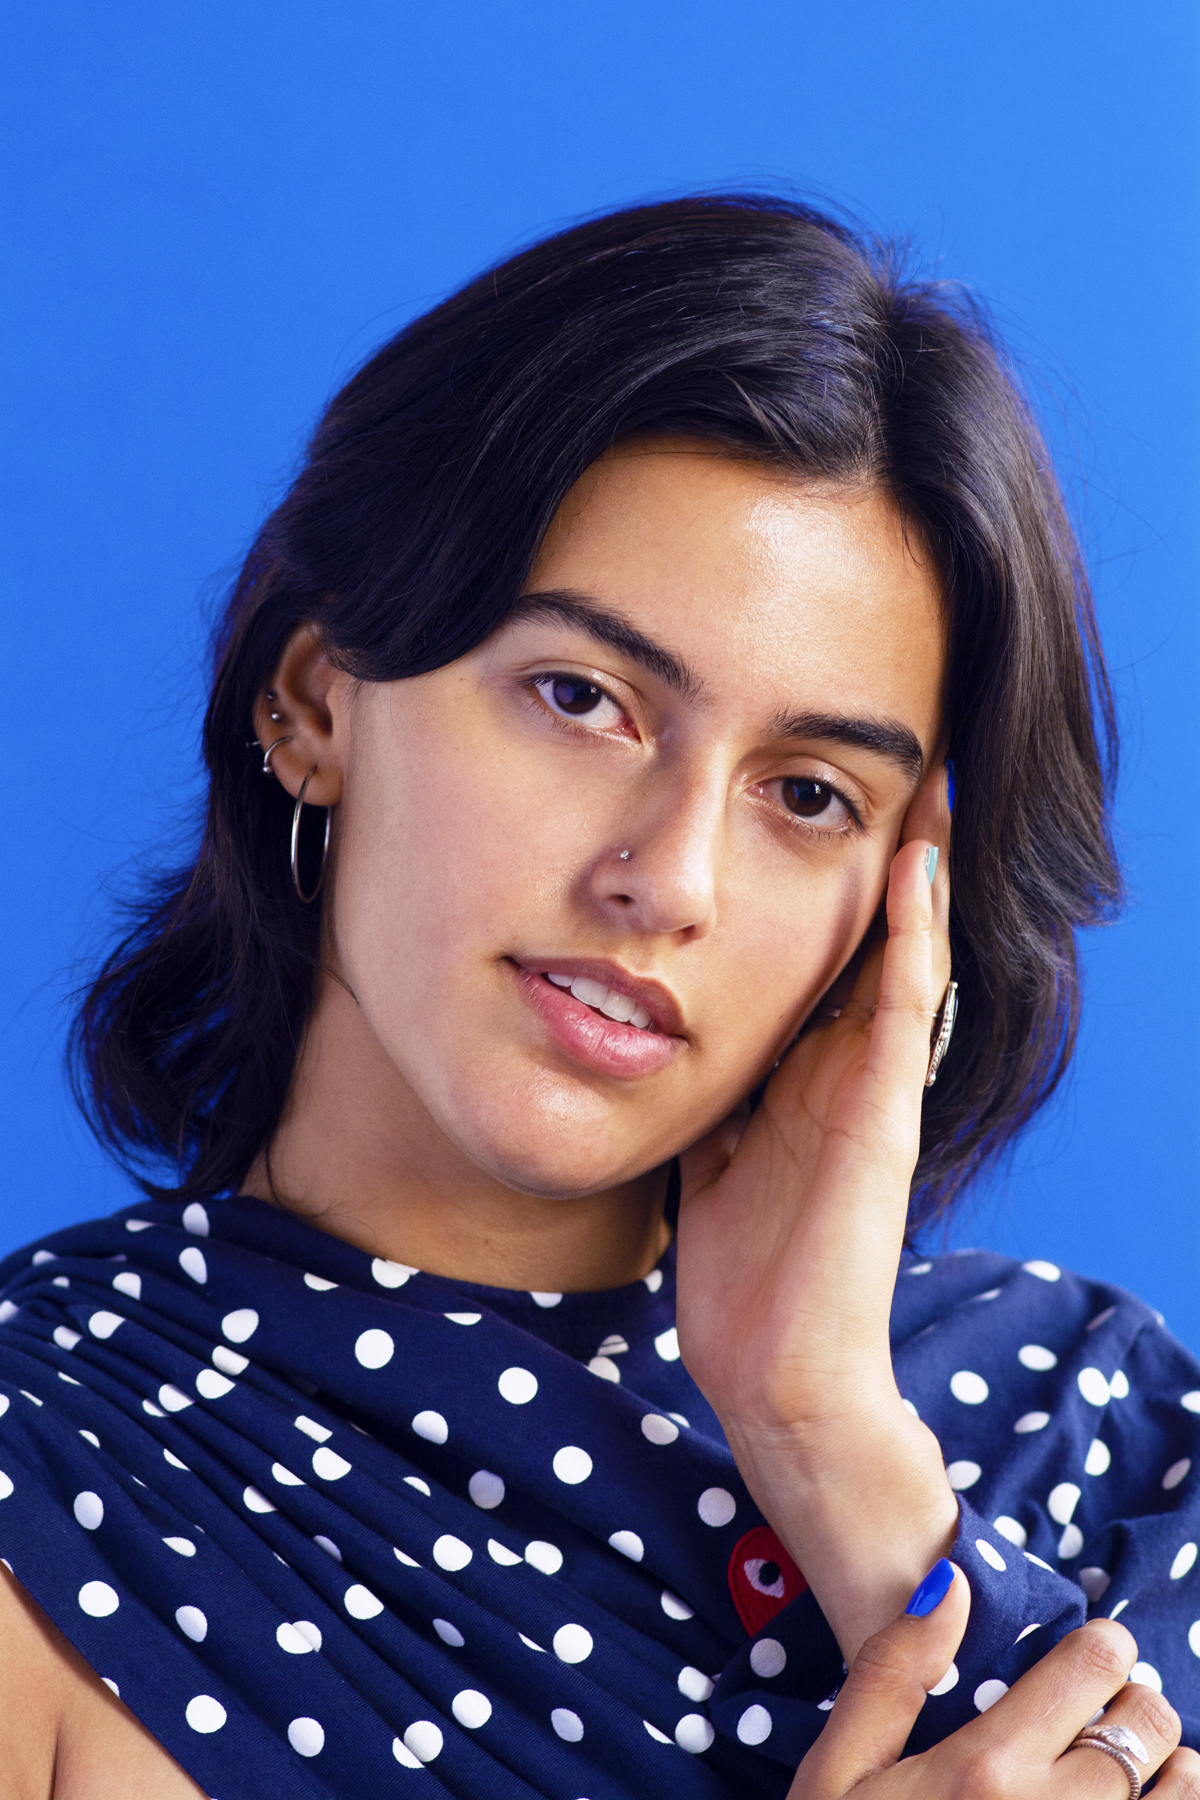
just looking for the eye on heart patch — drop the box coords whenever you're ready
[727,1524,808,1636]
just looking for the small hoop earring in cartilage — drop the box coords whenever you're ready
[290,765,331,904]
[261,734,293,777]
[925,980,959,1088]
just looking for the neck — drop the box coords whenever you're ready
[241,974,670,1293]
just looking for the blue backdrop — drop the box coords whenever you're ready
[4,3,1198,1340]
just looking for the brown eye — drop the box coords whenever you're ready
[548,678,602,715]
[782,778,834,818]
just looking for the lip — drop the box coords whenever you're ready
[509,957,686,1081]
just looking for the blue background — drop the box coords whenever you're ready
[4,5,1198,1338]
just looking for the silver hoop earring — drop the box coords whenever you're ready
[290,766,331,904]
[925,980,959,1087]
[261,734,293,777]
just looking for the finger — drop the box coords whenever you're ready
[1055,1675,1182,1792]
[854,837,942,1117]
[789,1561,969,1799]
[964,1618,1140,1763]
[1154,1746,1200,1795]
[898,761,951,998]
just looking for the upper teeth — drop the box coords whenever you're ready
[546,972,653,1030]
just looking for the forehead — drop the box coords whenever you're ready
[530,442,946,738]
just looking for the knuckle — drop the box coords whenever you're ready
[955,1745,1017,1800]
[1122,1686,1182,1749]
[847,1634,928,1710]
[1071,1620,1136,1685]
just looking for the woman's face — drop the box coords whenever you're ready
[325,442,947,1198]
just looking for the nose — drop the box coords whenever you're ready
[589,774,723,939]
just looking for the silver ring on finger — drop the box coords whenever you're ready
[1068,1725,1150,1800]
[924,980,959,1088]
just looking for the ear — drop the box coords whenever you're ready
[252,623,350,807]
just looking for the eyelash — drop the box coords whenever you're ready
[527,670,863,839]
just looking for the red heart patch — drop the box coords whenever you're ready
[727,1525,808,1635]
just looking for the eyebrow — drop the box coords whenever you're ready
[510,588,924,780]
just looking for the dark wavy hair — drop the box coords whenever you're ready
[70,194,1121,1230]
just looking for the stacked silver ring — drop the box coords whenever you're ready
[1068,1724,1150,1800]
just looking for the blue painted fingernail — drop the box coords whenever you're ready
[924,846,939,885]
[946,759,956,815]
[906,1558,955,1617]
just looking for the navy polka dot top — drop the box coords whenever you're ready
[0,1196,1195,1797]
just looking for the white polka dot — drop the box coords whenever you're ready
[272,1462,305,1486]
[344,1584,384,1619]
[220,1308,258,1343]
[88,1310,125,1339]
[1130,1662,1162,1692]
[1077,1368,1111,1407]
[905,1260,933,1275]
[950,1370,989,1405]
[185,1695,226,1734]
[588,1356,621,1381]
[182,1202,210,1236]
[641,1414,679,1446]
[518,1633,544,1652]
[79,1581,119,1617]
[1078,1567,1111,1600]
[750,1637,787,1678]
[304,1273,337,1291]
[20,1390,42,1406]
[469,1471,505,1510]
[697,1487,736,1527]
[312,1448,351,1481]
[678,1665,714,1701]
[1189,1621,1200,1659]
[946,1461,981,1490]
[654,1327,680,1361]
[1023,1260,1060,1281]
[928,1663,959,1696]
[176,1606,207,1642]
[111,1272,141,1302]
[164,1536,195,1556]
[277,1620,322,1653]
[451,1689,492,1729]
[552,1624,593,1665]
[178,1247,207,1284]
[993,1516,1027,1547]
[1025,1551,1053,1571]
[371,1257,418,1289]
[1015,1623,1041,1642]
[1172,1544,1198,1581]
[412,1410,448,1445]
[736,1704,773,1745]
[53,1326,81,1352]
[433,1617,464,1646]
[661,1590,694,1620]
[354,1329,394,1370]
[74,1491,103,1530]
[608,1530,644,1561]
[974,1288,1002,1301]
[552,1446,592,1485]
[404,1476,431,1496]
[163,1448,189,1470]
[1109,1598,1129,1618]
[392,1737,422,1767]
[395,1547,419,1566]
[196,1370,234,1401]
[212,1346,247,1375]
[157,1383,192,1413]
[644,1720,672,1743]
[444,1311,481,1325]
[530,1291,562,1308]
[497,1367,538,1405]
[975,1539,1007,1572]
[1182,1392,1200,1414]
[902,1398,919,1417]
[1084,1439,1111,1477]
[403,1720,443,1761]
[433,1535,473,1572]
[1109,1370,1130,1398]
[101,1678,119,1695]
[1014,1411,1050,1433]
[1058,1524,1084,1559]
[524,1539,563,1574]
[1018,1344,1057,1371]
[288,1717,324,1757]
[125,1218,153,1232]
[243,1485,276,1513]
[0,1302,16,1323]
[58,1373,80,1386]
[1164,1459,1192,1490]
[974,1678,1008,1711]
[314,1535,342,1561]
[551,1708,583,1742]
[488,1538,521,1566]
[1048,1482,1081,1525]
[643,1268,664,1292]
[676,1713,715,1753]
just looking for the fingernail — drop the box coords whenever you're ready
[924,846,939,886]
[906,1558,955,1617]
[946,759,956,815]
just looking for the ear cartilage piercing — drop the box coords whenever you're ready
[266,690,277,701]
[261,735,293,778]
[269,711,283,722]
[619,850,631,861]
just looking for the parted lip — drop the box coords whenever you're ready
[509,956,686,1038]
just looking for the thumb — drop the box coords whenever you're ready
[788,1560,970,1799]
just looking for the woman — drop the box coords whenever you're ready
[0,195,1197,1799]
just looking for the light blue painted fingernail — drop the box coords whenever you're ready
[925,846,939,885]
